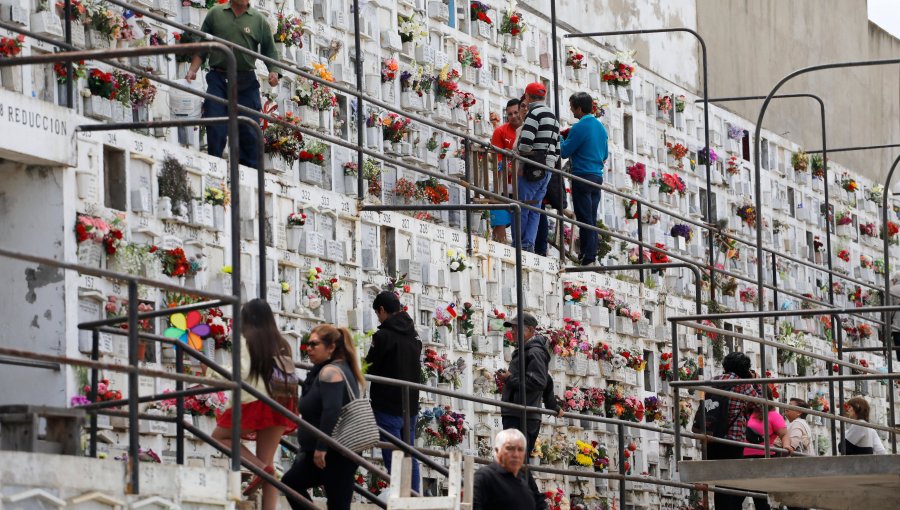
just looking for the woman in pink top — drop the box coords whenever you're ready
[741,388,793,510]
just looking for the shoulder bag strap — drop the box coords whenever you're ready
[317,361,362,401]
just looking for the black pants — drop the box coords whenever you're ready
[893,332,900,362]
[282,450,358,510]
[707,442,744,510]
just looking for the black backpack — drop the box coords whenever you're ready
[691,389,734,437]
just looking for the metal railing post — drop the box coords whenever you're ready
[881,154,900,453]
[126,280,140,493]
[617,422,627,506]
[352,0,365,204]
[175,343,185,464]
[89,329,99,458]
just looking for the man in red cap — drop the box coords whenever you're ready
[516,82,560,252]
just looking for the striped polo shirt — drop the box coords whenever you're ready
[517,101,560,168]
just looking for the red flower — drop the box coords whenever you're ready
[511,28,519,36]
[75,223,89,243]
[509,15,518,23]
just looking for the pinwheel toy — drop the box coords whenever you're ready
[164,311,210,350]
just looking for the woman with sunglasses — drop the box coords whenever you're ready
[282,324,364,510]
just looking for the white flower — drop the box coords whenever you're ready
[611,355,626,369]
[307,296,322,310]
[450,261,460,271]
[80,89,92,98]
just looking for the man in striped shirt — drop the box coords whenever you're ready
[516,83,560,252]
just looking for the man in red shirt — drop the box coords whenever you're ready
[489,98,523,243]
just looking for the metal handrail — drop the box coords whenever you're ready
[0,15,885,336]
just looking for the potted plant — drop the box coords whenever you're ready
[157,156,193,220]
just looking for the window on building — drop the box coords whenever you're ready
[103,146,127,211]
[742,131,751,161]
[643,349,655,391]
[760,138,769,170]
[806,231,815,262]
[623,114,634,152]
[700,189,718,222]
[787,187,795,218]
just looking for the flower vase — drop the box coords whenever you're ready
[391,142,403,155]
[503,345,514,362]
[318,109,331,133]
[437,383,452,407]
[212,205,226,231]
[285,226,303,251]
[366,126,380,148]
[344,174,358,196]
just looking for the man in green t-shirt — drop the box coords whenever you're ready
[185,0,280,168]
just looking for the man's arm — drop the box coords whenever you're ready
[364,332,386,375]
[472,469,488,510]
[186,14,213,81]
[559,121,584,159]
[517,112,538,154]
[259,17,280,85]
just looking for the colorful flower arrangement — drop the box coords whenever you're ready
[543,318,590,357]
[544,488,569,510]
[280,280,291,294]
[385,272,411,297]
[573,440,608,469]
[727,124,745,140]
[840,172,858,193]
[658,352,675,381]
[726,155,741,175]
[644,395,663,423]
[397,13,428,44]
[866,184,885,204]
[837,249,850,263]
[653,171,687,196]
[499,10,525,36]
[666,141,689,169]
[205,307,232,350]
[434,306,455,333]
[617,348,646,371]
[614,301,642,323]
[591,342,614,363]
[159,247,203,277]
[603,384,644,422]
[560,386,586,412]
[887,221,899,238]
[600,51,636,87]
[0,34,24,58]
[75,214,110,245]
[594,288,616,309]
[565,46,585,69]
[459,302,475,338]
[293,76,337,111]
[434,73,460,100]
[670,223,693,243]
[810,154,825,178]
[736,204,757,228]
[470,1,492,25]
[418,177,450,204]
[791,151,809,172]
[380,58,398,82]
[86,68,118,100]
[697,147,718,166]
[287,211,307,226]
[563,281,589,304]
[656,95,672,114]
[203,183,230,207]
[457,45,483,69]
[625,162,646,185]
[102,213,126,256]
[72,378,122,407]
[417,405,467,447]
[261,102,304,165]
[355,471,388,496]
[584,387,606,415]
[54,60,88,84]
[161,390,228,417]
[675,94,686,112]
[298,142,328,166]
[739,287,758,305]
[447,249,467,272]
[835,209,853,226]
[274,12,304,47]
[382,113,412,143]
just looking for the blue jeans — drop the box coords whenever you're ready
[374,411,420,493]
[203,70,262,168]
[571,174,603,264]
[517,172,551,250]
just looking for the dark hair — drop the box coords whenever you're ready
[846,396,870,422]
[519,94,526,103]
[506,98,521,109]
[722,351,752,378]
[310,324,364,389]
[373,291,401,314]
[241,299,293,396]
[569,92,593,114]
[789,398,810,419]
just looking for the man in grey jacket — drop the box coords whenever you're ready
[498,312,552,457]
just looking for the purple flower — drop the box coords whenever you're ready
[70,395,91,407]
[670,224,693,242]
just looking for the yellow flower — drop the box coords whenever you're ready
[312,62,334,82]
[221,265,233,274]
[447,249,456,257]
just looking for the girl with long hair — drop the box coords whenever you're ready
[209,299,299,510]
[282,324,364,510]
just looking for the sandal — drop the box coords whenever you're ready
[243,465,276,496]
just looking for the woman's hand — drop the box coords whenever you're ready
[314,450,327,470]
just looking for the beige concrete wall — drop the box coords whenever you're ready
[696,0,900,182]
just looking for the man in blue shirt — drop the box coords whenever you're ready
[560,92,608,265]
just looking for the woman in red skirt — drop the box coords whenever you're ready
[210,299,298,510]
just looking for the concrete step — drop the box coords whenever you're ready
[678,455,900,509]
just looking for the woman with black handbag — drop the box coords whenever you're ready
[282,324,366,510]
[741,386,792,510]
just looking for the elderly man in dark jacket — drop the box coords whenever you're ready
[498,312,552,458]
[473,428,547,510]
[366,291,422,492]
